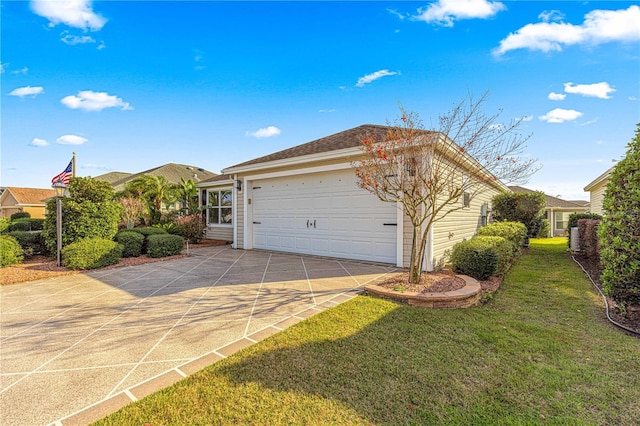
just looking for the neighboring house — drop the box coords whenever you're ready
[508,186,590,236]
[94,163,217,193]
[0,187,56,218]
[198,124,508,270]
[584,167,613,216]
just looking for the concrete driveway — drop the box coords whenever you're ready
[0,245,397,425]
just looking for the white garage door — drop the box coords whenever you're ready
[251,169,397,263]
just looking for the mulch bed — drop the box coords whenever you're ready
[375,270,502,301]
[0,239,230,286]
[573,254,640,335]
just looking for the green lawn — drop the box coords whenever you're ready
[95,238,640,425]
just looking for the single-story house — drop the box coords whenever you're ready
[584,166,613,216]
[0,187,56,218]
[94,163,217,193]
[508,186,590,236]
[197,124,508,270]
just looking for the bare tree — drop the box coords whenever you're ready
[354,92,539,284]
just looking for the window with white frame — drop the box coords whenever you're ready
[206,189,232,226]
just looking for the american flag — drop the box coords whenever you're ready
[51,160,73,185]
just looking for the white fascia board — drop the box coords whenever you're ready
[195,179,235,189]
[222,147,362,175]
[584,166,613,191]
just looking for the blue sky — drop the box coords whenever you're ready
[2,0,639,200]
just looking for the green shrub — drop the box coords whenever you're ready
[10,212,30,220]
[478,221,527,256]
[492,191,546,237]
[0,235,24,267]
[599,124,640,307]
[537,219,551,238]
[42,177,123,255]
[450,237,508,280]
[567,213,602,248]
[175,214,205,243]
[130,227,168,253]
[9,218,33,232]
[146,234,184,258]
[0,217,11,234]
[115,230,145,258]
[7,231,47,257]
[62,238,122,270]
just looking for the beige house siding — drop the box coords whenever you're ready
[205,226,233,241]
[431,186,499,269]
[589,182,607,215]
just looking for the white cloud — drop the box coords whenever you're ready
[56,134,88,145]
[31,0,107,31]
[9,86,44,98]
[548,92,566,101]
[630,96,639,101]
[318,109,336,113]
[61,31,96,45]
[520,115,534,122]
[387,9,406,20]
[246,126,281,138]
[413,0,505,27]
[564,82,615,99]
[82,163,110,171]
[539,108,583,123]
[11,67,29,75]
[97,40,106,50]
[0,62,6,73]
[538,10,565,23]
[30,138,49,147]
[61,90,133,111]
[356,69,399,87]
[494,5,640,56]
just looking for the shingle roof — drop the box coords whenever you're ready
[508,185,588,209]
[94,163,217,192]
[226,124,394,170]
[4,187,56,204]
[197,173,233,185]
[92,171,132,184]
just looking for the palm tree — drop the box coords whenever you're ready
[179,177,198,214]
[125,175,179,224]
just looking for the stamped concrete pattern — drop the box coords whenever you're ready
[0,246,397,426]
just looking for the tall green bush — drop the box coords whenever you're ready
[7,231,47,256]
[599,124,640,307]
[0,217,10,234]
[451,237,499,280]
[42,177,123,255]
[492,191,546,237]
[115,230,145,257]
[0,235,24,267]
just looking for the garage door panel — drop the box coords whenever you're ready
[252,169,397,263]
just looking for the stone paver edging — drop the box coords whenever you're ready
[364,274,481,308]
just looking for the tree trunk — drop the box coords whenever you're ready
[408,224,425,285]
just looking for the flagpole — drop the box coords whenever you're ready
[72,152,76,177]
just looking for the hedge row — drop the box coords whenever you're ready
[0,235,24,267]
[451,221,525,280]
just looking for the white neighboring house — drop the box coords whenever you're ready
[197,125,509,270]
[584,167,613,216]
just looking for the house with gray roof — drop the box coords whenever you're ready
[197,124,509,270]
[508,186,589,236]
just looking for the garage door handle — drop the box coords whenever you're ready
[307,220,309,228]
[313,220,316,228]
[383,223,397,226]
[253,221,261,224]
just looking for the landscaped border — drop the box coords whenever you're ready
[364,275,481,308]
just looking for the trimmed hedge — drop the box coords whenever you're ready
[478,221,527,256]
[115,230,145,258]
[146,234,184,258]
[7,231,47,256]
[62,238,123,270]
[0,235,24,267]
[567,213,602,248]
[451,236,514,280]
[0,217,11,234]
[537,219,551,238]
[128,227,168,253]
[8,218,44,232]
[10,212,30,220]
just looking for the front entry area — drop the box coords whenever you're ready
[249,168,398,264]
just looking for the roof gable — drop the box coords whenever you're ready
[95,163,218,191]
[2,187,56,205]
